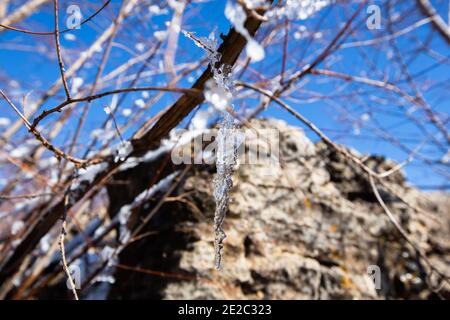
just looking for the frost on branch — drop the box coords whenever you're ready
[223,0,333,62]
[267,0,333,20]
[225,0,265,62]
[118,171,179,244]
[114,141,132,163]
[184,30,239,269]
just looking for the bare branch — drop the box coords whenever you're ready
[416,0,450,44]
[53,0,71,100]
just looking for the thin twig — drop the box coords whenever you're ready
[0,89,93,167]
[0,0,49,35]
[416,0,450,44]
[369,176,450,284]
[236,81,376,176]
[0,192,56,200]
[53,0,71,100]
[0,0,111,36]
[59,191,79,300]
[31,86,203,128]
[0,89,32,127]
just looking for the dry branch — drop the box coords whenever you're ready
[0,5,270,286]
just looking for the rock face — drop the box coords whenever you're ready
[108,119,449,300]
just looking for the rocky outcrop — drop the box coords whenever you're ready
[107,119,449,300]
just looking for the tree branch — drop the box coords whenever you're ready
[416,0,450,44]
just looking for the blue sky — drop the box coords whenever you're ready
[0,0,449,189]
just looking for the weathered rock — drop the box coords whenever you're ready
[107,119,449,300]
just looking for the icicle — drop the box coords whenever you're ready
[213,111,238,269]
[184,30,239,269]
